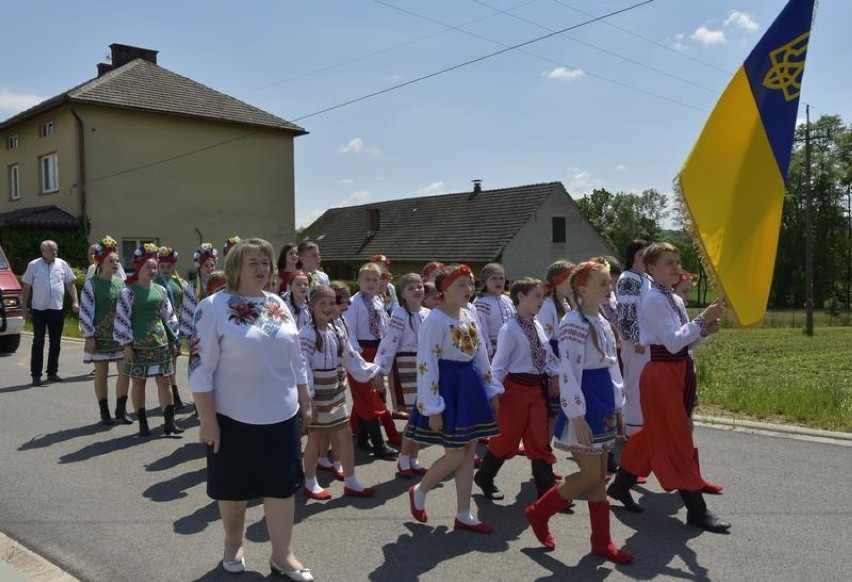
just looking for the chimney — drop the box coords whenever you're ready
[367,208,380,234]
[97,43,159,76]
[472,179,482,194]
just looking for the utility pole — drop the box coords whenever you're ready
[804,104,814,336]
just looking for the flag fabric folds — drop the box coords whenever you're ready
[676,0,816,327]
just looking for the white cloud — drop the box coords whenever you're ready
[616,164,628,172]
[673,33,688,51]
[691,26,727,45]
[414,181,446,197]
[724,10,759,31]
[337,178,354,185]
[0,89,47,114]
[344,190,371,205]
[337,137,381,155]
[542,67,585,82]
[567,170,600,194]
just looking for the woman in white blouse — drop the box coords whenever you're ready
[189,238,314,581]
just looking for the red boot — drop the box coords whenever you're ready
[694,448,723,494]
[589,501,633,564]
[524,485,571,550]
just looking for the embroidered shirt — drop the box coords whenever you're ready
[375,305,430,376]
[491,318,559,384]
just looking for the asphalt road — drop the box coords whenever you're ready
[1,337,850,581]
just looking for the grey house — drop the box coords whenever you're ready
[300,181,614,281]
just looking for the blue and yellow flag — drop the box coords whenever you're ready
[676,0,816,327]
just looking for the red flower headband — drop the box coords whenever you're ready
[422,262,445,281]
[439,264,472,293]
[132,243,160,269]
[573,261,605,288]
[677,272,698,284]
[373,254,390,267]
[93,235,118,264]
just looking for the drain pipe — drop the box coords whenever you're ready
[71,109,89,237]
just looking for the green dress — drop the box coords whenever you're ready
[80,275,125,362]
[114,283,178,378]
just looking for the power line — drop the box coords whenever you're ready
[87,0,658,184]
[550,0,731,75]
[236,0,542,96]
[294,0,660,121]
[363,0,706,115]
[471,0,717,94]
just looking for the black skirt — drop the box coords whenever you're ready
[207,413,303,501]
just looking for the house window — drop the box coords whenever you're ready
[8,164,20,201]
[40,154,59,193]
[39,121,55,137]
[6,135,19,149]
[121,239,159,271]
[552,216,566,243]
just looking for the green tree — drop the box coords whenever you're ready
[576,188,669,259]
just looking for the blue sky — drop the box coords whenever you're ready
[1,0,848,228]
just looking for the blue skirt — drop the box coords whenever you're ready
[554,367,617,443]
[404,359,499,449]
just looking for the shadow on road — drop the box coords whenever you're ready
[19,422,120,450]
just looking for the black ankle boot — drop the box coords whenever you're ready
[171,385,189,411]
[607,468,644,513]
[366,418,397,459]
[474,451,506,500]
[355,417,372,451]
[607,451,619,474]
[98,398,114,426]
[679,490,731,533]
[114,396,133,424]
[163,404,185,435]
[137,408,151,437]
[530,458,556,499]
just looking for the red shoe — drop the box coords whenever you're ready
[408,486,427,523]
[474,455,483,469]
[454,519,493,534]
[397,462,414,479]
[303,487,331,501]
[344,485,375,497]
[636,475,648,485]
[702,480,724,494]
[317,462,345,481]
[411,465,428,476]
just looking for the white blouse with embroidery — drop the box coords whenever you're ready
[415,309,503,416]
[375,305,430,376]
[298,324,379,395]
[344,291,389,350]
[536,296,570,341]
[188,291,308,425]
[491,318,560,384]
[557,310,624,420]
[639,287,707,354]
[473,294,517,356]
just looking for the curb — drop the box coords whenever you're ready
[695,414,852,444]
[0,532,79,582]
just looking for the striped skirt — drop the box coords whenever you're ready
[393,352,418,411]
[309,368,349,432]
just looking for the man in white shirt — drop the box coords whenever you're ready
[21,240,80,386]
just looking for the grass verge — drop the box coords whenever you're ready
[695,327,852,432]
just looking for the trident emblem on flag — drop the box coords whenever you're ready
[762,31,810,101]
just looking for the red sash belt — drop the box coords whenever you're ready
[649,345,697,416]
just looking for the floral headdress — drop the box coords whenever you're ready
[131,242,160,270]
[677,272,699,284]
[223,236,241,257]
[158,246,179,264]
[193,243,218,269]
[373,254,391,267]
[92,235,118,264]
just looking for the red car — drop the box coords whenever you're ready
[0,243,23,353]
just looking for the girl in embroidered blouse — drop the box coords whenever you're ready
[80,236,132,426]
[299,285,382,501]
[113,244,181,438]
[607,242,729,533]
[277,243,299,295]
[473,262,516,358]
[156,246,192,412]
[405,264,503,534]
[538,260,575,438]
[375,273,431,478]
[179,243,218,341]
[282,271,312,330]
[525,261,633,564]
